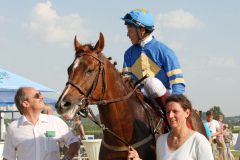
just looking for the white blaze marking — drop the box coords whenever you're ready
[60,86,70,102]
[59,58,80,102]
[73,58,80,70]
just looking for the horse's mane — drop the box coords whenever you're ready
[104,55,137,92]
[75,42,142,97]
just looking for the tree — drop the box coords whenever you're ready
[209,106,224,119]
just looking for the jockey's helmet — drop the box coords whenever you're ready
[122,8,154,31]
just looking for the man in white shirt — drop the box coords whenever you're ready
[206,110,221,160]
[2,87,80,160]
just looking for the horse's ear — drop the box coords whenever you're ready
[94,32,104,53]
[74,36,81,51]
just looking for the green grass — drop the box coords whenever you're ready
[81,117,103,139]
[231,145,240,159]
[232,150,240,159]
[232,128,240,133]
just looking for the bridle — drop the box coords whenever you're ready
[66,52,107,108]
[67,52,144,108]
[65,51,156,151]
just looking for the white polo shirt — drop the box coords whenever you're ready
[2,114,79,160]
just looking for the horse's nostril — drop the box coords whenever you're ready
[60,101,71,109]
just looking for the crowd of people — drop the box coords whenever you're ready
[204,110,237,160]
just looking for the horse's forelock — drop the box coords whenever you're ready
[75,44,95,56]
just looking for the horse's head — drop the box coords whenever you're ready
[55,33,105,119]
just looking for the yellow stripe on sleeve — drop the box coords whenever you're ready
[170,78,185,85]
[167,69,183,77]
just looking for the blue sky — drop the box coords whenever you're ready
[0,0,239,116]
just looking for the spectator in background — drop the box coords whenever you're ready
[74,116,86,140]
[206,110,221,160]
[196,110,212,141]
[223,124,234,160]
[217,114,227,160]
[42,104,54,115]
[203,122,212,142]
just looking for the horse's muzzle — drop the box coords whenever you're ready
[55,99,70,114]
[55,97,88,117]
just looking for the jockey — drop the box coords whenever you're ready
[121,8,186,111]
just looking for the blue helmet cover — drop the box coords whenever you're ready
[122,8,154,30]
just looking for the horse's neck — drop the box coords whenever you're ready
[103,61,133,100]
[98,64,145,133]
[99,71,137,121]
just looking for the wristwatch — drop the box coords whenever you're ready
[62,154,71,160]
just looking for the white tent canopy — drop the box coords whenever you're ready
[0,67,55,92]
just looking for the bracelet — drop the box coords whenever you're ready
[62,154,71,160]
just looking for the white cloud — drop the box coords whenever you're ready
[156,9,205,29]
[0,16,7,24]
[168,41,184,53]
[206,56,237,68]
[113,33,128,44]
[183,56,238,72]
[26,1,90,47]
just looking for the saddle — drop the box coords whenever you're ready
[123,76,170,135]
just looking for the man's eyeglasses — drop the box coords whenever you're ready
[26,92,43,100]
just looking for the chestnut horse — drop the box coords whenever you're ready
[55,33,206,160]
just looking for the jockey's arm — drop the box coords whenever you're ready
[172,83,185,94]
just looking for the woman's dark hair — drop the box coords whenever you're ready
[165,94,192,111]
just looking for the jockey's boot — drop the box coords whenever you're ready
[154,91,170,115]
[154,91,171,131]
[144,77,168,114]
[143,77,171,131]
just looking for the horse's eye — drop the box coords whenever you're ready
[86,69,93,76]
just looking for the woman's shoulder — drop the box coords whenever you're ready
[193,131,206,138]
[157,132,169,141]
[156,132,169,150]
[193,131,210,144]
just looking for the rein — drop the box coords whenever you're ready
[86,107,153,151]
[66,52,154,151]
[66,52,145,106]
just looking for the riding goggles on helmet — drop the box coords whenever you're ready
[122,8,154,31]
